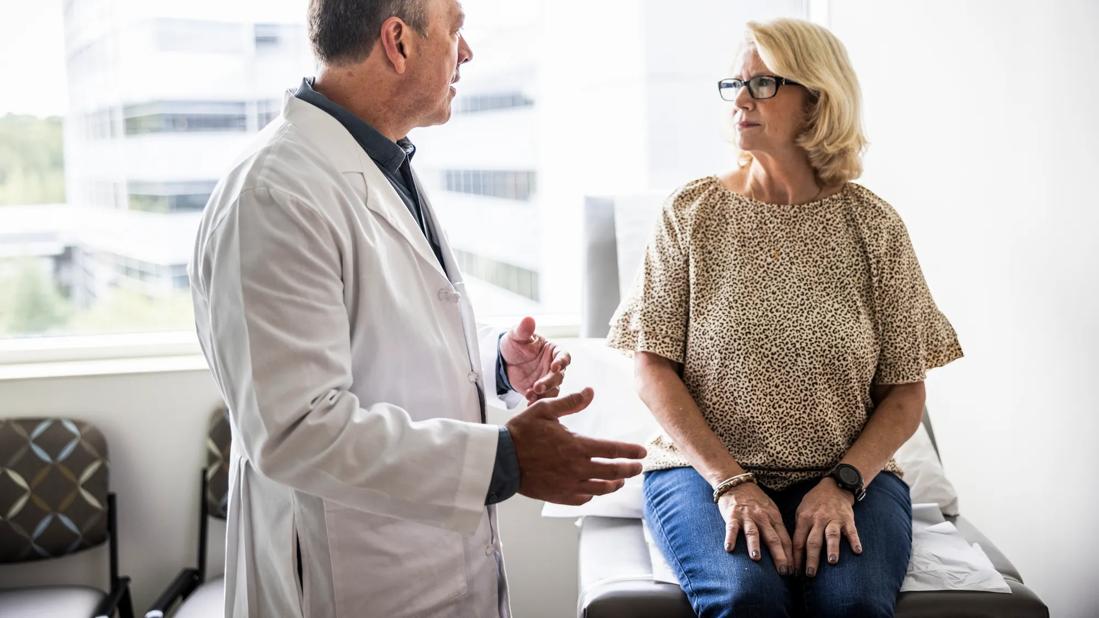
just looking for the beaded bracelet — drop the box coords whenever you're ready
[712,472,757,503]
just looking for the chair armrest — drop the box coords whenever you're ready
[144,568,202,617]
[93,575,133,618]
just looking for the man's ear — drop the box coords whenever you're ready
[379,16,411,74]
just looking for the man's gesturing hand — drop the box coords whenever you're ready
[500,316,571,401]
[505,388,647,505]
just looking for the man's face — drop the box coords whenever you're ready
[405,0,472,128]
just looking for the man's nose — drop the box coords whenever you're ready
[458,33,473,64]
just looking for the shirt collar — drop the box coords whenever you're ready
[293,77,413,173]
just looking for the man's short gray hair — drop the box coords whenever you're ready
[308,0,429,65]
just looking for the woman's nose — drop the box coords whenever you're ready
[734,83,754,110]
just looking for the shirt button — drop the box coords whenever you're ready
[468,371,480,383]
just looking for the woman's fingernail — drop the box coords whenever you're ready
[751,550,759,559]
[806,567,816,577]
[725,544,733,552]
[828,554,837,564]
[855,545,863,554]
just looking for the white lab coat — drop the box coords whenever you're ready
[189,92,523,617]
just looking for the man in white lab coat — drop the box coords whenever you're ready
[188,0,647,616]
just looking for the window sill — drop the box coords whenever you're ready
[0,331,202,366]
[0,318,581,381]
[0,354,210,381]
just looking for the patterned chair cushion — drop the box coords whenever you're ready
[204,409,231,520]
[0,418,109,563]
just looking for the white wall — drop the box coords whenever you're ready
[825,1,1099,616]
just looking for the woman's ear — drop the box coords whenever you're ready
[379,16,411,74]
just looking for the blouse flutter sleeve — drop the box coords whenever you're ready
[606,191,692,364]
[865,207,963,384]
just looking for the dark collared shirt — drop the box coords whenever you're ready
[294,78,448,271]
[293,78,520,505]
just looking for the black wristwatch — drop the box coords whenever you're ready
[827,463,866,502]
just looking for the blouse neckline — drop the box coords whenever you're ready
[707,174,851,208]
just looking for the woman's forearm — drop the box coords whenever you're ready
[839,381,926,486]
[635,352,744,487]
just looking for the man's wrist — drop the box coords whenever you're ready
[485,426,521,505]
[496,332,515,395]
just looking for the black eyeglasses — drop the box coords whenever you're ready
[717,75,803,101]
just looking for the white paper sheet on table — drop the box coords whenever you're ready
[901,503,1011,593]
[640,503,1010,594]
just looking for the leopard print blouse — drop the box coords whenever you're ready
[607,175,963,490]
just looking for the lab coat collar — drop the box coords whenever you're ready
[281,92,451,283]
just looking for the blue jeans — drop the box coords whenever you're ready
[644,467,912,618]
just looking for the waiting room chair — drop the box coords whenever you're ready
[0,417,134,617]
[145,408,230,618]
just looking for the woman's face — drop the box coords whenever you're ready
[731,47,813,157]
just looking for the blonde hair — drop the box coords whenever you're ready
[738,18,867,186]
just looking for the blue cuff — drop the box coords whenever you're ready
[485,427,521,505]
[496,332,515,396]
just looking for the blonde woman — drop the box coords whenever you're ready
[608,18,963,617]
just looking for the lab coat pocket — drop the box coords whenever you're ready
[324,503,469,617]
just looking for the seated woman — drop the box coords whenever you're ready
[607,17,963,618]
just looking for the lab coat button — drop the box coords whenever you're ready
[437,288,461,303]
[484,544,494,556]
[468,371,480,383]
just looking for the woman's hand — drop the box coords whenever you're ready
[793,478,863,577]
[718,482,794,575]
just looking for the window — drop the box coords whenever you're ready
[123,101,249,135]
[2,0,766,343]
[443,170,537,201]
[152,18,246,55]
[256,99,281,128]
[128,180,217,213]
[453,250,540,302]
[254,23,303,51]
[456,92,534,114]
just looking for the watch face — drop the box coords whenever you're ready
[838,466,859,485]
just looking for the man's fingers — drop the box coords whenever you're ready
[550,350,572,372]
[535,388,594,418]
[508,316,537,342]
[533,370,565,394]
[552,494,593,506]
[576,479,625,496]
[574,435,648,460]
[582,459,643,481]
[825,521,842,565]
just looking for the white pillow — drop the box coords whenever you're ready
[541,338,960,519]
[896,423,960,516]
